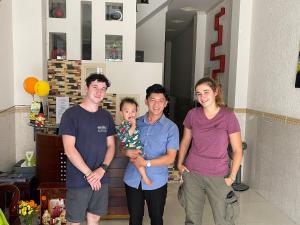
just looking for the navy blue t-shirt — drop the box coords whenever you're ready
[59,105,116,188]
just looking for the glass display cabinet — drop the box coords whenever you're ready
[49,0,66,18]
[106,2,123,21]
[105,35,123,61]
[49,32,67,59]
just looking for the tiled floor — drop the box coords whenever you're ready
[93,183,296,225]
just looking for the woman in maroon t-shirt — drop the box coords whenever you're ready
[177,77,243,225]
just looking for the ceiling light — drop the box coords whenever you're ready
[181,6,198,12]
[171,19,184,24]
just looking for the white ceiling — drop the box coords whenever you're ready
[166,0,224,40]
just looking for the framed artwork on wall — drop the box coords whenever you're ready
[81,63,106,95]
[295,44,300,88]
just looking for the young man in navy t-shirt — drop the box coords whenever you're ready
[59,73,116,225]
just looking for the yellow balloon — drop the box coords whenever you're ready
[34,80,50,97]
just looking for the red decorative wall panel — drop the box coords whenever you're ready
[210,7,225,80]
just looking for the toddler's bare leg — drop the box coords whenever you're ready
[137,166,152,185]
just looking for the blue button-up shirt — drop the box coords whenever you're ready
[123,113,179,190]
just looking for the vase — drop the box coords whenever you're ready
[19,215,39,225]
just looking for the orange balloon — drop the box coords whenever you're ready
[23,77,38,95]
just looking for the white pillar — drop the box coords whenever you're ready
[12,0,46,105]
[228,0,252,108]
[194,12,207,85]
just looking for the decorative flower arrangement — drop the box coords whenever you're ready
[18,200,40,225]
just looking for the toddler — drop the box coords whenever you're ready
[117,97,152,185]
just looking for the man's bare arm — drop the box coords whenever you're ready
[62,134,91,176]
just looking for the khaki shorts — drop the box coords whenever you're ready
[66,184,108,223]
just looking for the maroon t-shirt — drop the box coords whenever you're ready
[183,107,240,176]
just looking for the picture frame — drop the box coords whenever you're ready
[81,63,106,95]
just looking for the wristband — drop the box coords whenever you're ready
[229,174,236,182]
[100,163,109,172]
[84,171,92,179]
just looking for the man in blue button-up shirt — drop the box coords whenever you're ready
[122,84,179,225]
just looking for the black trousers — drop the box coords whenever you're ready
[125,183,168,225]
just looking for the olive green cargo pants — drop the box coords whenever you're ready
[178,171,239,225]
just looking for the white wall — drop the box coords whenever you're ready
[92,0,136,62]
[204,0,232,104]
[15,109,35,163]
[12,0,45,105]
[248,0,300,118]
[228,0,252,108]
[106,61,163,116]
[245,0,300,222]
[0,0,44,171]
[0,110,16,171]
[136,0,168,23]
[0,0,14,110]
[10,0,45,168]
[136,7,167,63]
[47,0,136,62]
[194,12,207,85]
[47,0,81,60]
[0,0,15,171]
